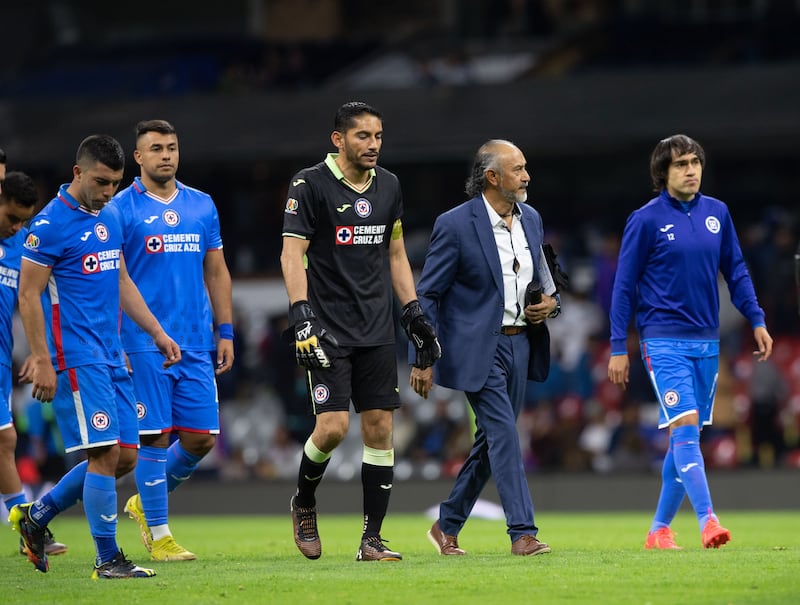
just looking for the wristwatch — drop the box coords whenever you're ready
[547,293,562,319]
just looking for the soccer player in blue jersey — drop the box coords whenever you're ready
[607,134,773,550]
[0,169,67,557]
[112,120,233,562]
[11,134,181,579]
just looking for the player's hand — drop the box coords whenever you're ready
[607,353,630,390]
[215,338,235,375]
[28,355,57,402]
[752,325,773,362]
[154,332,182,368]
[401,300,441,369]
[410,366,434,399]
[290,301,338,369]
[17,354,36,384]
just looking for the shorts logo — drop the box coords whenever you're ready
[163,209,180,227]
[313,384,330,404]
[705,216,720,234]
[95,223,109,242]
[336,226,354,245]
[285,198,299,215]
[91,411,111,431]
[354,198,372,218]
[136,402,146,420]
[663,390,680,407]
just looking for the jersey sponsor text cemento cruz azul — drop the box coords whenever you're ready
[335,224,386,245]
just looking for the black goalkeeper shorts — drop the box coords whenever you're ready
[305,343,400,414]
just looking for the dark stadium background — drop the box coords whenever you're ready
[2,1,798,513]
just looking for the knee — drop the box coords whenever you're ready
[115,449,138,478]
[181,433,216,457]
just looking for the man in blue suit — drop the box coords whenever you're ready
[411,139,560,556]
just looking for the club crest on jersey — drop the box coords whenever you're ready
[95,223,109,242]
[0,247,4,260]
[285,198,299,215]
[163,209,180,227]
[313,384,330,404]
[91,411,111,431]
[663,390,680,407]
[136,402,147,420]
[705,216,720,234]
[354,198,372,218]
[23,233,40,250]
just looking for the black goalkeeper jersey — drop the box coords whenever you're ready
[282,154,403,347]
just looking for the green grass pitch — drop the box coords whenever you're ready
[2,511,798,604]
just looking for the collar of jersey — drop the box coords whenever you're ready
[325,153,375,193]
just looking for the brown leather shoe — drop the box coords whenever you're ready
[511,535,551,556]
[427,520,466,555]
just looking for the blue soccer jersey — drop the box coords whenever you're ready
[22,185,126,370]
[0,228,27,369]
[110,176,223,353]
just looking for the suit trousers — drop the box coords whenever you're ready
[438,332,538,542]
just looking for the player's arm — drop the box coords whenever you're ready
[18,259,57,402]
[280,234,337,368]
[118,254,181,368]
[280,235,310,304]
[203,248,234,374]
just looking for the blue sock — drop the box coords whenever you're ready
[30,460,88,526]
[166,442,202,493]
[650,446,685,532]
[136,445,168,526]
[2,491,27,510]
[83,472,118,565]
[671,424,714,530]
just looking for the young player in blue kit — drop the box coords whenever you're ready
[11,135,181,578]
[0,169,67,557]
[607,134,773,549]
[112,120,234,562]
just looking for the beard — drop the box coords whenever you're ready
[499,185,527,205]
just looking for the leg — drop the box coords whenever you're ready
[644,445,684,549]
[291,410,349,560]
[360,408,394,537]
[0,425,26,509]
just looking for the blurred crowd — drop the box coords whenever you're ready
[9,209,798,491]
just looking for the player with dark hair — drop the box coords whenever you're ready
[281,101,439,562]
[11,134,181,578]
[608,134,772,550]
[113,119,234,562]
[0,171,68,558]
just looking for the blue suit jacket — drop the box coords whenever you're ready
[413,196,550,393]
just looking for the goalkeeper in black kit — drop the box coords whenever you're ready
[280,101,440,562]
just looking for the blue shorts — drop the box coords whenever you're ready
[0,366,12,430]
[640,339,719,429]
[53,364,139,453]
[127,349,219,435]
[307,344,400,414]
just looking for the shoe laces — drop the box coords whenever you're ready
[363,535,391,551]
[295,506,318,540]
[157,537,188,554]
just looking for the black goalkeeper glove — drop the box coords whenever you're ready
[288,301,338,369]
[401,300,441,369]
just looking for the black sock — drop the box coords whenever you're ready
[295,453,330,508]
[362,463,393,537]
